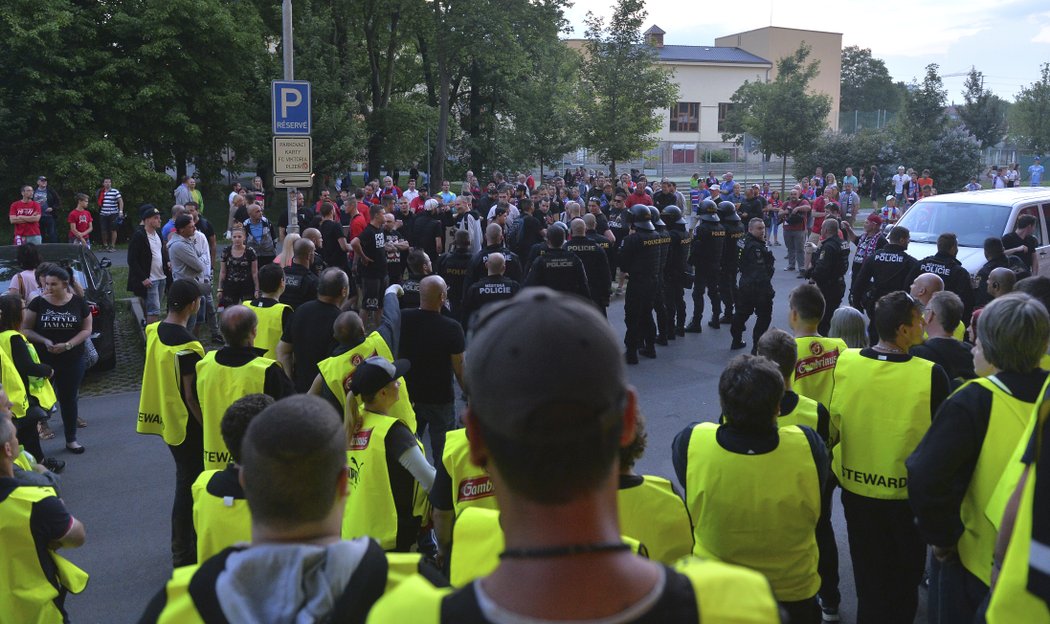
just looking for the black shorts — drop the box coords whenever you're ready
[100,212,120,236]
[361,276,388,311]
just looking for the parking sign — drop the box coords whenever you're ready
[272,81,311,135]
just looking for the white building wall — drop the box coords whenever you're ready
[658,62,770,143]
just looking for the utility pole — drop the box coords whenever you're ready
[282,0,298,235]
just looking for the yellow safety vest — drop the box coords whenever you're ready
[0,331,29,418]
[196,351,271,470]
[1042,353,1050,371]
[368,553,781,623]
[138,323,205,446]
[985,467,1050,623]
[385,552,425,593]
[15,447,34,472]
[441,429,498,517]
[342,410,400,550]
[191,469,252,563]
[617,475,694,565]
[793,336,847,408]
[155,564,201,624]
[779,393,822,435]
[830,350,934,499]
[24,340,56,410]
[685,423,820,601]
[317,331,416,432]
[0,486,89,624]
[243,299,289,362]
[953,376,1038,584]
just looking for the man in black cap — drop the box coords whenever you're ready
[716,201,744,325]
[620,205,661,364]
[565,218,611,315]
[127,204,170,324]
[730,218,775,353]
[523,224,589,298]
[660,206,690,337]
[684,199,724,333]
[33,175,60,244]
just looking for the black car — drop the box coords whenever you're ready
[0,244,116,370]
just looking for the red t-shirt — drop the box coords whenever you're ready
[68,209,93,238]
[9,200,41,237]
[350,213,368,240]
[626,191,652,206]
[410,197,427,213]
[917,177,934,190]
[810,196,828,233]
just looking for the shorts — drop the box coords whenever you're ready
[144,280,163,317]
[100,213,120,237]
[15,235,42,246]
[361,276,388,311]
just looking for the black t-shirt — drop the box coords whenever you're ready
[1002,231,1038,270]
[279,264,318,310]
[358,224,387,279]
[278,207,311,234]
[282,300,340,392]
[157,321,203,378]
[399,309,464,404]
[28,294,91,358]
[319,220,348,270]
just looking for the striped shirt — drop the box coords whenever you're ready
[101,188,122,215]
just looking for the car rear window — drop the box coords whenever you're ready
[898,201,1010,247]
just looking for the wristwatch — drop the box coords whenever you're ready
[64,343,71,351]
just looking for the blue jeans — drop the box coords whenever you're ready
[929,555,988,624]
[40,213,57,243]
[144,281,163,318]
[414,402,456,462]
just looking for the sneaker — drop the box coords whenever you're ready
[784,266,796,271]
[730,341,747,350]
[42,457,66,474]
[818,599,840,622]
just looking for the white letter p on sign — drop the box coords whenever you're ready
[281,88,302,118]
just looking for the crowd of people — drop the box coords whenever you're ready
[4,163,1050,624]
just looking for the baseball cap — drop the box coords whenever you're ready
[139,204,161,220]
[167,279,201,311]
[465,288,627,439]
[423,198,439,211]
[708,184,720,191]
[37,175,47,181]
[867,213,883,225]
[886,195,896,202]
[349,357,410,396]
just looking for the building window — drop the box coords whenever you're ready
[717,103,737,133]
[669,102,699,133]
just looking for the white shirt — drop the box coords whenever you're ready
[193,230,213,280]
[403,189,419,204]
[892,174,910,194]
[228,191,239,210]
[487,204,520,221]
[147,230,166,281]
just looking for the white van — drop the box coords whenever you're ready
[895,187,1050,275]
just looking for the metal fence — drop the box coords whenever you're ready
[560,142,795,185]
[838,110,898,134]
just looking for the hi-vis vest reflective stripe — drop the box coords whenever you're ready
[138,323,205,446]
[830,350,934,499]
[367,552,781,623]
[447,507,648,589]
[793,336,847,408]
[985,468,1050,623]
[956,376,1038,584]
[0,486,89,624]
[317,331,416,432]
[243,300,289,361]
[24,340,56,410]
[441,429,497,517]
[617,475,694,565]
[342,410,399,550]
[0,331,29,418]
[196,352,271,470]
[685,423,821,601]
[779,393,822,434]
[191,469,251,563]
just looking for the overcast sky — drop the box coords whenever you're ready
[564,0,1050,103]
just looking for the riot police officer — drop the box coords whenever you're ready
[685,199,724,333]
[853,225,918,345]
[565,218,611,315]
[661,206,691,337]
[807,218,851,336]
[717,201,745,324]
[649,206,673,345]
[731,218,775,353]
[620,205,662,364]
[906,232,975,327]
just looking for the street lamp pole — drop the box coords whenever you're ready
[282,0,299,235]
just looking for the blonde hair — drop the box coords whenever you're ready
[278,233,299,267]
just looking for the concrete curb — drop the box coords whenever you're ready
[124,297,146,341]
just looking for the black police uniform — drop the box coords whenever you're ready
[661,208,691,337]
[651,217,674,344]
[565,235,612,315]
[620,214,662,363]
[464,244,524,292]
[730,232,775,351]
[586,229,616,286]
[808,233,851,336]
[523,246,589,298]
[399,273,424,309]
[853,243,919,344]
[718,209,745,323]
[908,253,976,325]
[461,275,521,332]
[436,248,472,324]
[686,209,725,332]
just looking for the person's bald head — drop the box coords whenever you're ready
[419,275,447,311]
[486,252,506,276]
[989,267,1017,298]
[302,228,322,249]
[293,238,315,264]
[820,218,839,238]
[547,224,565,248]
[909,272,944,305]
[570,218,586,237]
[485,223,503,246]
[582,213,597,231]
[221,305,257,347]
[333,310,365,346]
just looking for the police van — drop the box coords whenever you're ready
[896,187,1050,275]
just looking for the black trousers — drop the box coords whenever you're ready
[717,269,738,317]
[841,490,926,624]
[663,282,685,330]
[780,597,821,624]
[816,474,841,607]
[691,271,721,321]
[169,422,204,568]
[730,289,773,346]
[624,282,657,352]
[817,279,845,337]
[652,282,667,341]
[13,410,46,463]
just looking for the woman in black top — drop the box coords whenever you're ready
[0,293,61,471]
[21,266,92,454]
[218,226,259,307]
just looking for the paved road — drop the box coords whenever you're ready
[50,261,927,623]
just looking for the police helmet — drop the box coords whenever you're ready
[661,205,687,225]
[648,206,665,227]
[700,212,721,223]
[717,201,741,223]
[629,204,654,231]
[700,198,719,214]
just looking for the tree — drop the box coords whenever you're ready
[957,68,1008,148]
[1010,63,1050,154]
[721,44,832,191]
[840,45,903,113]
[578,0,677,177]
[896,64,947,147]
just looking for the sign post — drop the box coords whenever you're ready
[275,0,312,236]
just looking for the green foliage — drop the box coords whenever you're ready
[794,129,894,186]
[895,64,947,147]
[840,46,903,113]
[957,68,1008,149]
[506,44,582,175]
[578,0,677,176]
[1010,63,1050,154]
[50,139,172,208]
